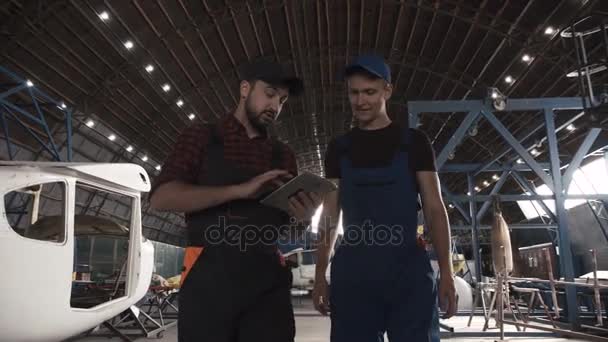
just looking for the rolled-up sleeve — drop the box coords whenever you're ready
[149,124,210,198]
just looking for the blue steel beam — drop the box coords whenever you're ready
[474,111,586,176]
[1,105,61,160]
[511,171,557,222]
[409,111,420,129]
[562,128,601,192]
[0,99,45,125]
[0,84,28,100]
[0,66,73,162]
[481,110,555,191]
[476,171,510,222]
[27,87,61,160]
[441,163,552,173]
[446,193,608,202]
[468,174,482,284]
[0,110,14,160]
[544,108,579,328]
[504,97,584,111]
[408,100,485,113]
[436,110,481,170]
[407,97,584,114]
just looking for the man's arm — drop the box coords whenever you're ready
[315,181,340,280]
[417,171,457,317]
[312,180,340,315]
[417,171,452,277]
[150,170,291,213]
[149,181,242,213]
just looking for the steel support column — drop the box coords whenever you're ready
[545,108,579,328]
[468,174,482,283]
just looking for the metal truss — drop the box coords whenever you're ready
[408,95,608,329]
[0,66,73,161]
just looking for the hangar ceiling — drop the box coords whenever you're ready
[1,0,607,245]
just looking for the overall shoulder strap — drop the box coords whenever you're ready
[399,126,411,151]
[203,123,223,166]
[205,123,222,146]
[270,138,283,169]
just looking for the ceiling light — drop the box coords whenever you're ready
[505,75,514,84]
[544,26,555,35]
[467,191,472,196]
[522,54,532,62]
[492,174,499,181]
[162,84,171,92]
[491,91,499,99]
[57,102,67,110]
[448,204,454,209]
[145,64,154,73]
[474,186,481,192]
[26,79,34,87]
[155,165,162,171]
[98,11,110,21]
[124,40,134,50]
[141,155,148,162]
[126,145,133,152]
[483,180,490,187]
[517,158,524,164]
[176,99,184,107]
[108,134,116,141]
[85,120,95,128]
[531,148,540,156]
[469,125,478,137]
[188,113,196,120]
[567,124,576,131]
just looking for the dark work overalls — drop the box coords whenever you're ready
[330,127,437,342]
[178,126,294,342]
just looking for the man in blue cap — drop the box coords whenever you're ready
[312,55,457,341]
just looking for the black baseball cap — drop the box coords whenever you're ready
[343,55,391,83]
[240,60,304,96]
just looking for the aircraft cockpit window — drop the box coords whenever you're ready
[4,181,67,243]
[71,182,134,309]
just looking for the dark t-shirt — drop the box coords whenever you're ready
[324,122,436,179]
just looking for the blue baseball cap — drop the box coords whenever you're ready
[343,55,391,83]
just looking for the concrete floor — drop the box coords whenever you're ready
[73,297,597,342]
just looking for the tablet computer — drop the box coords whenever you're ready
[260,172,337,212]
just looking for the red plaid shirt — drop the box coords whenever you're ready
[151,114,298,197]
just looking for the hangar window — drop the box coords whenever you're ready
[3,181,67,243]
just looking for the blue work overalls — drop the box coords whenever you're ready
[330,127,437,342]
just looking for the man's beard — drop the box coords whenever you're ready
[245,99,274,133]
